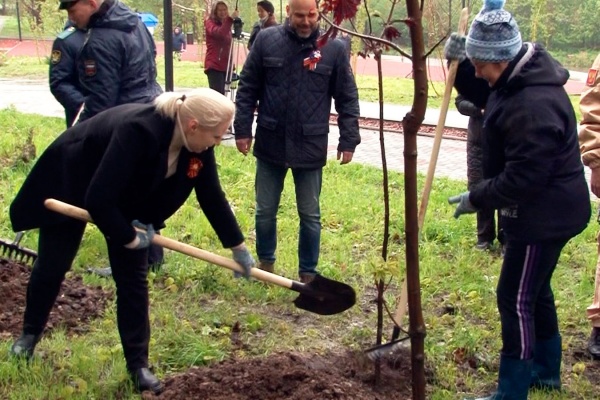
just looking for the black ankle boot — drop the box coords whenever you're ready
[129,367,164,394]
[10,333,42,360]
[588,327,600,360]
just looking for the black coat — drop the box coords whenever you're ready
[234,23,360,168]
[455,44,590,242]
[49,26,86,127]
[77,0,163,122]
[10,103,244,248]
[455,94,484,189]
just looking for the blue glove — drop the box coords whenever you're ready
[231,245,255,279]
[128,220,155,249]
[444,32,466,63]
[448,191,477,218]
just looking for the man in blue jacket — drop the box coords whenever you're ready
[59,0,165,269]
[49,24,86,127]
[233,0,360,283]
[59,0,163,122]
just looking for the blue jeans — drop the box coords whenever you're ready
[255,159,322,274]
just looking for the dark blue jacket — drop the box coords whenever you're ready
[234,23,360,168]
[172,31,186,52]
[77,0,163,122]
[49,26,86,127]
[456,44,591,242]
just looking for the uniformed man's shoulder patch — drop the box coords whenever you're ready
[587,68,598,87]
[57,26,77,40]
[51,50,61,64]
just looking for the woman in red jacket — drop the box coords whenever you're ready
[204,1,238,94]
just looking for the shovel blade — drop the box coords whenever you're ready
[292,274,356,315]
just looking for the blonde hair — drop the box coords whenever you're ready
[154,88,235,128]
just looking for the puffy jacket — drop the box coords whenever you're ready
[204,16,233,72]
[456,43,590,242]
[455,94,484,190]
[77,0,162,122]
[233,23,360,168]
[49,25,86,127]
[579,53,600,169]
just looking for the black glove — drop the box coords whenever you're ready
[126,220,155,249]
[231,245,255,279]
[444,32,466,63]
[448,191,477,218]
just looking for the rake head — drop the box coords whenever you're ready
[0,232,37,265]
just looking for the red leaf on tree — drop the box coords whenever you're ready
[382,26,401,41]
[320,0,361,25]
[317,26,337,48]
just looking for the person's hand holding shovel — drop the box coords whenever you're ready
[231,244,255,279]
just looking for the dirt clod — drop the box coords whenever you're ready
[0,257,113,338]
[142,351,413,400]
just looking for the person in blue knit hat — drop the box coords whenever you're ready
[444,0,591,399]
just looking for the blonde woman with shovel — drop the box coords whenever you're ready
[8,88,255,395]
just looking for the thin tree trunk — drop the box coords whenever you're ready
[403,0,427,399]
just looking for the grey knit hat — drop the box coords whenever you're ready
[466,0,522,63]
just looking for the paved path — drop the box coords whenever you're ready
[0,78,594,199]
[0,78,469,182]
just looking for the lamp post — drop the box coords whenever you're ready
[16,0,22,41]
[164,0,174,91]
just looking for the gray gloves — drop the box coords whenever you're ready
[231,245,255,279]
[128,220,155,249]
[444,32,466,63]
[448,192,477,218]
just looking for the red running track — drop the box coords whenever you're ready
[0,38,586,95]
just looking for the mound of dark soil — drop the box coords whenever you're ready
[143,350,414,400]
[0,258,113,339]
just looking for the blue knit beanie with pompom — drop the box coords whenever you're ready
[465,0,522,62]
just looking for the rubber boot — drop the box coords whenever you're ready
[466,356,532,400]
[530,335,562,391]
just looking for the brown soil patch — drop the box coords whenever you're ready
[143,350,414,400]
[0,257,113,339]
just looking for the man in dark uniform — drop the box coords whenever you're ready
[59,0,163,122]
[49,24,86,127]
[60,0,165,269]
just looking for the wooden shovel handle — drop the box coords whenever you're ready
[418,7,470,230]
[43,198,297,290]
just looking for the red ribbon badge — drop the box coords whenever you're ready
[303,50,322,71]
[587,68,598,87]
[187,157,203,178]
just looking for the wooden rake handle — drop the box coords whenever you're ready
[43,198,298,290]
[418,6,470,230]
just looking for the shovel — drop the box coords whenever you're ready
[44,198,356,316]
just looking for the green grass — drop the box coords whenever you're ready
[0,109,598,399]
